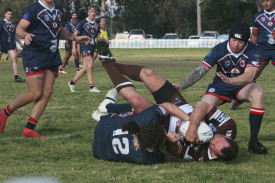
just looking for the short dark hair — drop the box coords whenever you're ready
[121,120,165,149]
[218,137,239,161]
[5,8,12,13]
[71,12,77,16]
[88,4,97,11]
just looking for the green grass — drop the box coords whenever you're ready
[0,48,275,183]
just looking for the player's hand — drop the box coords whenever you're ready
[93,52,98,60]
[216,72,232,85]
[185,128,199,144]
[167,132,180,143]
[72,48,77,57]
[272,30,275,39]
[65,42,70,49]
[24,33,35,45]
[76,36,90,45]
[173,83,182,91]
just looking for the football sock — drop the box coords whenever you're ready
[60,66,64,71]
[249,107,264,141]
[4,105,14,116]
[113,62,144,81]
[106,103,132,113]
[25,117,38,130]
[14,73,19,80]
[76,67,80,72]
[102,62,134,92]
[75,59,79,68]
[70,79,76,85]
[90,83,95,89]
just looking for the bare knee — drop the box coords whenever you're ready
[141,68,158,79]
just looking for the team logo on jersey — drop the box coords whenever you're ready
[53,22,57,28]
[224,60,231,67]
[268,22,273,26]
[208,88,215,93]
[240,60,245,67]
[173,96,182,105]
[231,68,240,74]
[38,9,62,38]
[261,17,266,22]
[44,15,50,21]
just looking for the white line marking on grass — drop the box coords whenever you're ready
[0,134,71,140]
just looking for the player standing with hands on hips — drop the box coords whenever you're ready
[0,0,90,138]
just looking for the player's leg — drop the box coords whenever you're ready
[73,52,80,73]
[84,55,100,92]
[77,44,82,67]
[59,51,72,73]
[1,71,45,133]
[22,69,56,138]
[237,83,267,154]
[254,60,269,80]
[8,50,25,82]
[201,94,225,107]
[101,61,152,113]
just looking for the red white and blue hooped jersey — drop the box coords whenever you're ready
[202,41,260,84]
[75,18,100,48]
[65,19,77,47]
[0,19,16,51]
[93,105,168,164]
[21,1,63,68]
[253,9,275,50]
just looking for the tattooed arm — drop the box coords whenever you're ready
[178,63,210,91]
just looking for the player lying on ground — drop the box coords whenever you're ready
[92,41,238,163]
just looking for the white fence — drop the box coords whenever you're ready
[35,39,225,50]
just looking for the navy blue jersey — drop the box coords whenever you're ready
[76,18,100,53]
[64,20,77,51]
[93,105,168,164]
[202,41,260,84]
[0,19,16,52]
[21,1,63,68]
[253,10,275,50]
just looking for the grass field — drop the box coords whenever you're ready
[0,48,275,183]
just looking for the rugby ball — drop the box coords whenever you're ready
[179,121,213,144]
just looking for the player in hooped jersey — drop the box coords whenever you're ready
[174,21,268,154]
[0,8,25,83]
[92,45,238,163]
[68,5,101,93]
[0,0,90,138]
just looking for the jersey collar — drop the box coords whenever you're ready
[227,41,248,58]
[4,19,11,23]
[38,0,55,11]
[264,9,275,15]
[86,18,95,24]
[208,147,218,160]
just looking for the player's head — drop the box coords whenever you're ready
[4,8,13,20]
[100,16,106,29]
[71,12,77,19]
[87,5,97,19]
[261,0,275,11]
[72,18,78,26]
[209,134,239,161]
[122,120,165,149]
[229,21,250,53]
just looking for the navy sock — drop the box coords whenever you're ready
[106,103,132,113]
[249,107,264,141]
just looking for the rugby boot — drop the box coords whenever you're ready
[0,108,8,133]
[248,139,268,154]
[14,77,25,83]
[22,128,47,138]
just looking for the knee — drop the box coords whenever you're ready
[30,91,43,101]
[43,88,54,99]
[128,94,145,108]
[251,89,264,103]
[141,68,157,79]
